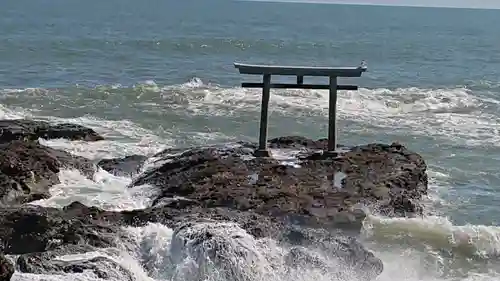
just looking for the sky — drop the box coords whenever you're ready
[261,0,500,9]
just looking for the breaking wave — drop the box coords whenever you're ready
[2,78,500,147]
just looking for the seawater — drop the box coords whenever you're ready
[2,0,500,280]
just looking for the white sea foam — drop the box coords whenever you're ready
[3,80,500,147]
[145,79,500,148]
[30,169,158,211]
[362,214,500,281]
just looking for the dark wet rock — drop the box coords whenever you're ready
[17,247,134,281]
[0,254,14,281]
[150,142,257,160]
[64,199,284,240]
[285,247,326,269]
[0,141,96,206]
[45,145,96,179]
[0,140,60,205]
[268,136,327,149]
[0,119,104,143]
[0,203,141,279]
[97,155,148,177]
[174,207,284,239]
[130,137,428,231]
[0,204,128,255]
[341,142,428,216]
[16,244,94,272]
[268,136,352,152]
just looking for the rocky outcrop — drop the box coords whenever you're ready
[130,136,428,231]
[0,140,96,206]
[0,203,140,280]
[0,140,60,205]
[0,200,284,255]
[0,120,102,206]
[0,119,104,143]
[0,127,429,281]
[61,200,284,240]
[0,254,14,281]
[97,155,148,177]
[0,201,384,281]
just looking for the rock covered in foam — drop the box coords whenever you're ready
[0,140,96,206]
[0,254,14,281]
[283,226,383,280]
[0,119,104,143]
[16,246,134,281]
[168,220,383,281]
[130,136,428,231]
[169,220,266,281]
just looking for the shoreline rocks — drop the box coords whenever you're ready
[0,120,429,281]
[0,140,60,205]
[0,205,128,255]
[0,119,104,143]
[0,119,102,206]
[97,155,148,177]
[0,202,384,281]
[0,140,96,206]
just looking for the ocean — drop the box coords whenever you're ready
[2,0,500,280]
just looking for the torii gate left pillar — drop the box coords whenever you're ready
[234,62,367,157]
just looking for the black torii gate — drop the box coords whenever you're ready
[234,62,367,157]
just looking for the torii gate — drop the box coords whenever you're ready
[234,62,367,157]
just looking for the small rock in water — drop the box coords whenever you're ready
[97,155,148,177]
[0,119,104,143]
[0,254,14,281]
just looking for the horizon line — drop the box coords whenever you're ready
[240,0,500,10]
